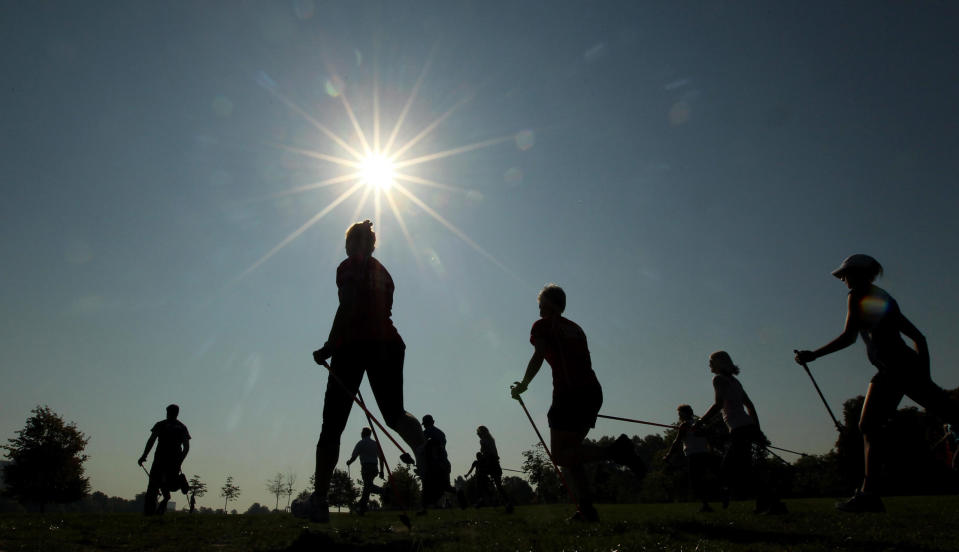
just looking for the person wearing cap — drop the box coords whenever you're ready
[345,427,383,515]
[138,404,190,515]
[510,283,645,522]
[795,254,959,513]
[305,220,428,523]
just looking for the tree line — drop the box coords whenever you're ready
[4,393,958,513]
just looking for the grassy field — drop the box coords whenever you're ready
[2,496,958,551]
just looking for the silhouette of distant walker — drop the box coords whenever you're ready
[138,404,190,515]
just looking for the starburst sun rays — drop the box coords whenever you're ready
[238,59,519,282]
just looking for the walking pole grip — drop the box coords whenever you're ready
[794,350,843,433]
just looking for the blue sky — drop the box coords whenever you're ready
[2,1,958,511]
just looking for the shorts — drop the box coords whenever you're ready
[548,386,603,433]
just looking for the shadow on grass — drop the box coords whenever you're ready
[663,520,947,552]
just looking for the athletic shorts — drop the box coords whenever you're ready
[548,386,603,432]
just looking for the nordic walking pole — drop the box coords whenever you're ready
[598,414,678,429]
[599,413,810,457]
[794,350,843,433]
[511,385,579,508]
[317,360,413,460]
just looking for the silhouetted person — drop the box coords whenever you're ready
[417,415,461,513]
[796,254,959,512]
[664,404,717,512]
[694,351,786,514]
[461,427,513,512]
[511,284,645,522]
[304,220,428,523]
[138,404,190,516]
[345,427,383,515]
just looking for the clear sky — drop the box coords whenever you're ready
[2,1,958,512]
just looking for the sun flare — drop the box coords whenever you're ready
[240,59,523,283]
[360,154,394,191]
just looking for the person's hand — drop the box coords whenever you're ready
[345,459,352,467]
[378,471,384,480]
[794,350,816,365]
[510,381,527,400]
[313,346,331,366]
[138,456,147,466]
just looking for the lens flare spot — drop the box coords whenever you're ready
[860,296,890,318]
[504,167,524,185]
[293,0,315,19]
[515,129,536,151]
[325,75,345,97]
[669,101,691,125]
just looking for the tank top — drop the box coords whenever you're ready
[713,374,755,431]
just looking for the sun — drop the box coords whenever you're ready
[238,59,526,283]
[360,154,394,191]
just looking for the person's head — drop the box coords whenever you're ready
[345,220,376,258]
[166,404,179,420]
[476,425,490,437]
[422,414,434,428]
[361,427,372,439]
[537,284,566,319]
[831,254,882,290]
[677,404,694,421]
[708,351,740,376]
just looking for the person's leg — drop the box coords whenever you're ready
[314,354,364,505]
[858,381,903,495]
[905,378,959,427]
[550,428,592,503]
[359,465,375,511]
[144,473,159,516]
[367,344,425,454]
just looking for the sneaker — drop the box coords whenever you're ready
[568,503,600,523]
[609,434,647,480]
[836,491,885,513]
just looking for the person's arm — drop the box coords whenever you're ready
[695,379,725,429]
[180,439,190,465]
[346,442,360,465]
[138,433,157,465]
[796,294,859,364]
[897,313,930,374]
[663,424,687,461]
[742,391,760,428]
[511,338,546,399]
[465,462,476,477]
[314,279,355,364]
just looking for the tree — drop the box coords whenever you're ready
[2,406,90,511]
[245,502,271,514]
[379,465,419,510]
[188,474,207,512]
[220,476,240,512]
[521,444,562,503]
[501,476,534,505]
[284,472,296,511]
[328,468,358,512]
[266,472,285,511]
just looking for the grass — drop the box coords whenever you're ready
[2,496,958,551]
